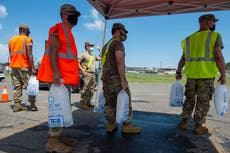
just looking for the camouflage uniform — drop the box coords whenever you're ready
[102,74,132,124]
[181,78,214,124]
[101,39,133,124]
[79,51,97,106]
[11,68,36,105]
[80,74,95,105]
[179,14,224,126]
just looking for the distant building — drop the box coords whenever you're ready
[157,68,176,74]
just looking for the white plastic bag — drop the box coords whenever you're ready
[26,75,39,96]
[48,83,73,127]
[116,89,129,124]
[214,84,228,116]
[94,90,105,113]
[169,80,184,107]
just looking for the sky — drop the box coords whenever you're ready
[0,0,230,69]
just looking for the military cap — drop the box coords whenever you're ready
[199,14,218,23]
[60,4,81,16]
[85,41,95,46]
[112,23,128,33]
[19,24,30,31]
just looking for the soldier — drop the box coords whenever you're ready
[37,4,81,153]
[176,14,226,135]
[78,41,101,110]
[8,24,37,112]
[101,23,141,134]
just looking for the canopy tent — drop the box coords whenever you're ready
[87,0,230,45]
[87,0,230,19]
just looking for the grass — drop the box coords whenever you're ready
[5,72,230,85]
[126,73,230,85]
[126,73,182,83]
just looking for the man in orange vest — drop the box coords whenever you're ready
[8,24,37,112]
[37,4,80,153]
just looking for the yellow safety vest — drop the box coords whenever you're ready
[83,55,93,70]
[101,38,117,66]
[182,30,220,78]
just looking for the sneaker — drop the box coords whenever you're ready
[121,124,141,134]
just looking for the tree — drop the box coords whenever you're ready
[226,62,230,71]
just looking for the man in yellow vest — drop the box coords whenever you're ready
[8,24,37,112]
[176,14,226,135]
[78,41,100,110]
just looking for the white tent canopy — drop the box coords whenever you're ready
[87,0,230,19]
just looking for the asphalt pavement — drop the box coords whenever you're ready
[0,77,229,153]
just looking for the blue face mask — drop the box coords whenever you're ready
[89,47,94,52]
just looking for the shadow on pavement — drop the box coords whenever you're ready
[0,109,218,153]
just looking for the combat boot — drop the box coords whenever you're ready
[107,122,118,133]
[30,102,38,111]
[121,123,141,134]
[13,103,27,112]
[62,136,77,146]
[194,123,209,135]
[178,118,188,130]
[79,104,90,110]
[45,136,73,153]
[87,103,94,108]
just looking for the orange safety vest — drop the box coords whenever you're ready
[8,35,32,68]
[36,23,80,86]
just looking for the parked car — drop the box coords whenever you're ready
[71,75,83,93]
[38,80,49,89]
[0,69,5,81]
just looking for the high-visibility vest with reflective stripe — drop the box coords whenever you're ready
[181,30,219,78]
[82,55,93,70]
[37,23,80,86]
[8,35,32,68]
[101,38,117,66]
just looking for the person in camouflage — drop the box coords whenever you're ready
[176,14,226,135]
[8,24,37,112]
[36,4,81,153]
[101,23,141,134]
[78,41,101,110]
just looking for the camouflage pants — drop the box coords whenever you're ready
[11,68,36,104]
[181,78,214,124]
[80,74,95,105]
[48,84,71,137]
[102,74,132,124]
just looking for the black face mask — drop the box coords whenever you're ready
[210,24,216,31]
[120,31,127,41]
[67,15,78,25]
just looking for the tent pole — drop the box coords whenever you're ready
[94,19,107,110]
[102,19,107,47]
